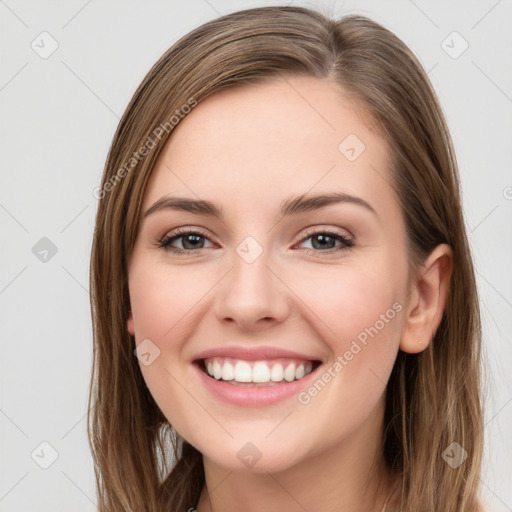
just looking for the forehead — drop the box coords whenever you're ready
[142,76,395,221]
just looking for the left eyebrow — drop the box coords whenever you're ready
[143,192,377,219]
[280,192,377,217]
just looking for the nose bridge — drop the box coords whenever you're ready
[215,237,289,328]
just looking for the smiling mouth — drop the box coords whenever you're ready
[196,356,322,386]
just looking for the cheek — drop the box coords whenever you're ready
[128,262,209,340]
[295,257,404,348]
[291,259,405,407]
[285,264,404,448]
[127,242,408,457]
[128,261,219,433]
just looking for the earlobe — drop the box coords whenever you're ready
[399,243,453,354]
[127,312,135,336]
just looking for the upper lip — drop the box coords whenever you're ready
[193,345,322,362]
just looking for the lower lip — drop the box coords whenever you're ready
[194,362,321,407]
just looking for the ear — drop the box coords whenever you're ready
[127,311,135,336]
[400,243,453,354]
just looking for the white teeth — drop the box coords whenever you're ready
[222,361,234,381]
[270,363,284,382]
[234,361,252,382]
[203,357,316,384]
[213,360,222,380]
[252,362,270,383]
[283,363,296,382]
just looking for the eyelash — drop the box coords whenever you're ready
[156,227,354,256]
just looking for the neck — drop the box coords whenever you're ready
[196,397,399,512]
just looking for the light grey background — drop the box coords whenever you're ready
[1,0,511,510]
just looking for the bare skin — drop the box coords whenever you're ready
[126,76,452,512]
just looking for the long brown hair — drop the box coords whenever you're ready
[88,6,483,511]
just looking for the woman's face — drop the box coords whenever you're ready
[127,76,411,473]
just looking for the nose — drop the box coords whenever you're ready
[214,250,291,332]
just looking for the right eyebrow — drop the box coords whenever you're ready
[144,196,223,219]
[143,191,377,220]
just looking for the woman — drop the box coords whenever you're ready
[88,6,484,511]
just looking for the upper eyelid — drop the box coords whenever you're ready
[162,225,352,239]
[300,225,353,240]
[161,226,353,248]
